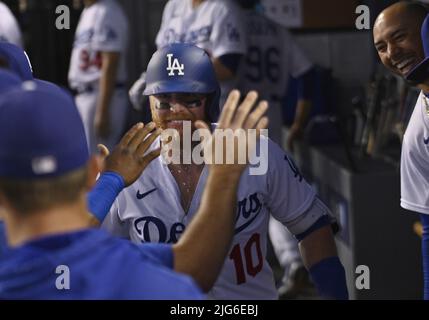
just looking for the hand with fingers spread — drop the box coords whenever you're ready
[195,90,269,174]
[103,122,162,186]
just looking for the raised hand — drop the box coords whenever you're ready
[103,122,161,186]
[195,90,268,174]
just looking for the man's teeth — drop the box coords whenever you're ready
[397,58,414,69]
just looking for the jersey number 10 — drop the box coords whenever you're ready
[229,233,263,284]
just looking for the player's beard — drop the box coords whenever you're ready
[154,113,196,135]
[150,102,196,133]
[149,98,208,155]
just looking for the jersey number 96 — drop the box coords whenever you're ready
[245,46,280,83]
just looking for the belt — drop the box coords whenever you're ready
[73,83,126,95]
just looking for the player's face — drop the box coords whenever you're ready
[149,93,208,135]
[373,9,424,78]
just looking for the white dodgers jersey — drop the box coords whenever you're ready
[400,92,429,215]
[68,0,128,88]
[237,11,312,143]
[155,0,246,107]
[102,135,321,299]
[0,1,22,47]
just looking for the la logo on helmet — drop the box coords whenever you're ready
[166,53,185,76]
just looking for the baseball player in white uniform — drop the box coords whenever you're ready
[102,43,348,300]
[0,1,23,47]
[400,92,429,214]
[373,2,429,299]
[155,0,246,108]
[236,1,316,297]
[68,0,129,153]
[236,3,313,147]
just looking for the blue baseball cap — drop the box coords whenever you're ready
[0,81,89,179]
[0,42,33,80]
[33,78,75,102]
[406,14,429,83]
[0,69,22,94]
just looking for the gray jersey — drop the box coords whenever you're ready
[237,10,312,143]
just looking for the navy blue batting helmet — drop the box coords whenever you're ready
[143,43,220,122]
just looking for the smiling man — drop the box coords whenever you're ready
[373,2,426,78]
[373,1,429,299]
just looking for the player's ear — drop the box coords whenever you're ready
[86,155,102,190]
[149,96,157,114]
[149,95,156,109]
